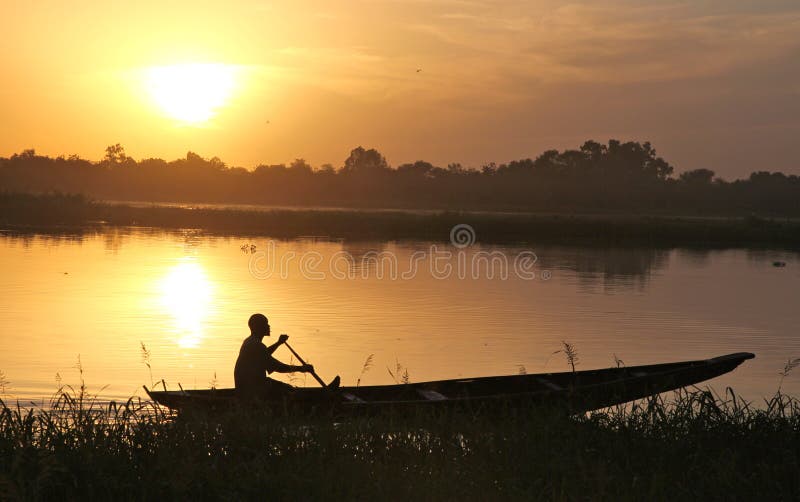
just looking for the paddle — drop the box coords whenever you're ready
[283,339,327,389]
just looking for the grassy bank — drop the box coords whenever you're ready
[1,387,799,500]
[2,191,800,247]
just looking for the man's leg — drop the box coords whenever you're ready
[264,378,294,397]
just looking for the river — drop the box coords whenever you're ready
[1,226,798,404]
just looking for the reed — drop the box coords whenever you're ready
[1,382,798,500]
[357,354,374,387]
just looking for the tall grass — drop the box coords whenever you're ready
[1,383,798,500]
[387,358,410,385]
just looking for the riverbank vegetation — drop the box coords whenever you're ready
[2,140,800,215]
[1,385,798,499]
[2,191,800,247]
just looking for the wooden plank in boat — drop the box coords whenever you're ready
[417,389,447,401]
[536,378,564,391]
[342,393,366,403]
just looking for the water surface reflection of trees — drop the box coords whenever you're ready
[535,246,671,292]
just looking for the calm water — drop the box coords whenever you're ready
[1,227,798,404]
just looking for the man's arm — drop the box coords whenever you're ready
[263,334,314,374]
[265,334,289,356]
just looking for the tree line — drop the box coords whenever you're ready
[1,140,799,215]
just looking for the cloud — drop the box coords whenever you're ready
[535,5,800,83]
[404,1,800,89]
[232,0,800,108]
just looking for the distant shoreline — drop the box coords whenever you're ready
[100,198,800,221]
[2,193,800,247]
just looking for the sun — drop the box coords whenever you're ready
[145,63,238,125]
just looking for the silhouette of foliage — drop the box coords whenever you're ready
[1,140,800,215]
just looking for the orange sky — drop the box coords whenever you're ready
[2,0,799,178]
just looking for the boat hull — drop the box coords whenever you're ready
[144,352,755,415]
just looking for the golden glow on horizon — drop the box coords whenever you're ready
[1,2,798,176]
[160,260,214,348]
[145,63,238,125]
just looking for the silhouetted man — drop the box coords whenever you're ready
[234,313,315,399]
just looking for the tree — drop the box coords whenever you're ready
[499,159,534,175]
[580,140,606,162]
[680,169,715,184]
[447,163,466,175]
[318,163,336,174]
[186,151,204,164]
[532,150,560,175]
[104,144,129,164]
[11,149,37,160]
[254,163,287,175]
[209,156,227,170]
[340,146,389,174]
[603,140,673,180]
[289,158,313,174]
[398,161,437,178]
[481,162,497,175]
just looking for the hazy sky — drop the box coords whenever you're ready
[2,0,799,178]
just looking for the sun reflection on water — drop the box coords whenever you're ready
[159,260,214,348]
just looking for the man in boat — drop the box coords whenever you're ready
[234,313,338,399]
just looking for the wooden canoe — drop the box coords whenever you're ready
[144,352,754,415]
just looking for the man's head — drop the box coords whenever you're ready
[248,313,270,337]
